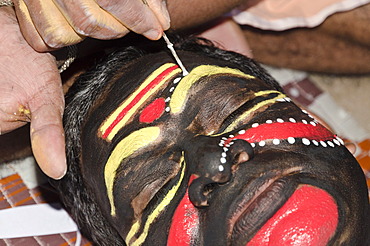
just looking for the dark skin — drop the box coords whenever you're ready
[54,41,370,245]
[1,0,369,180]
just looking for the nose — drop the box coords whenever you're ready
[184,136,254,207]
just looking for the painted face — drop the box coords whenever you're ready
[60,45,370,246]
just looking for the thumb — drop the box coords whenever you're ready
[29,91,67,180]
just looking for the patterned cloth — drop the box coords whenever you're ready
[352,140,370,192]
[0,171,92,245]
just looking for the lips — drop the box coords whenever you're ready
[229,180,339,246]
[229,177,298,245]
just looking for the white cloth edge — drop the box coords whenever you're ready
[232,0,370,30]
[0,203,78,239]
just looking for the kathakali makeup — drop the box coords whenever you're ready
[59,43,370,246]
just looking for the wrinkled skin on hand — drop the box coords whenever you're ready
[13,0,170,51]
[0,7,66,179]
[53,38,370,245]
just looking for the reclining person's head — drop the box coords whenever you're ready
[53,38,370,246]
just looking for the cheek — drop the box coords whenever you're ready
[248,185,339,246]
[167,189,200,246]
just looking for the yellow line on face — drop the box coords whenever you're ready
[100,63,180,141]
[215,91,286,135]
[126,155,186,246]
[254,90,282,97]
[105,126,161,216]
[169,65,255,114]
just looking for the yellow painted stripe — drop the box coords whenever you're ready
[105,126,161,216]
[126,156,186,246]
[215,91,286,135]
[254,90,282,97]
[170,65,255,114]
[100,63,180,141]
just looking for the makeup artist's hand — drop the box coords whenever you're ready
[0,6,66,179]
[13,0,170,51]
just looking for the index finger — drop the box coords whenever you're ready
[97,0,167,40]
[145,0,171,30]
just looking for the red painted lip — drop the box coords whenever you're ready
[228,177,339,246]
[229,175,296,244]
[247,185,338,246]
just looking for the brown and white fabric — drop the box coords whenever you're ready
[0,158,93,245]
[232,0,370,30]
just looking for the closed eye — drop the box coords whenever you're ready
[142,165,185,215]
[125,156,186,244]
[218,92,282,134]
[119,151,184,219]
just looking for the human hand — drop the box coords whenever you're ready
[0,7,66,179]
[13,0,170,51]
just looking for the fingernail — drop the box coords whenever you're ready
[144,29,161,40]
[39,161,67,180]
[53,166,67,180]
[161,0,171,30]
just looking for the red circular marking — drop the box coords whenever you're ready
[139,98,166,123]
[102,65,178,138]
[247,185,338,246]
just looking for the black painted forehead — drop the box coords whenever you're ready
[102,49,278,95]
[87,50,274,140]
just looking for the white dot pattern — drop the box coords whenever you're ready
[216,116,343,168]
[161,75,186,113]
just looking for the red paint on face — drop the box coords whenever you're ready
[247,185,338,246]
[168,121,338,245]
[167,176,199,246]
[102,65,178,139]
[139,98,166,123]
[228,122,335,144]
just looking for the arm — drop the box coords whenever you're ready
[167,0,245,30]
